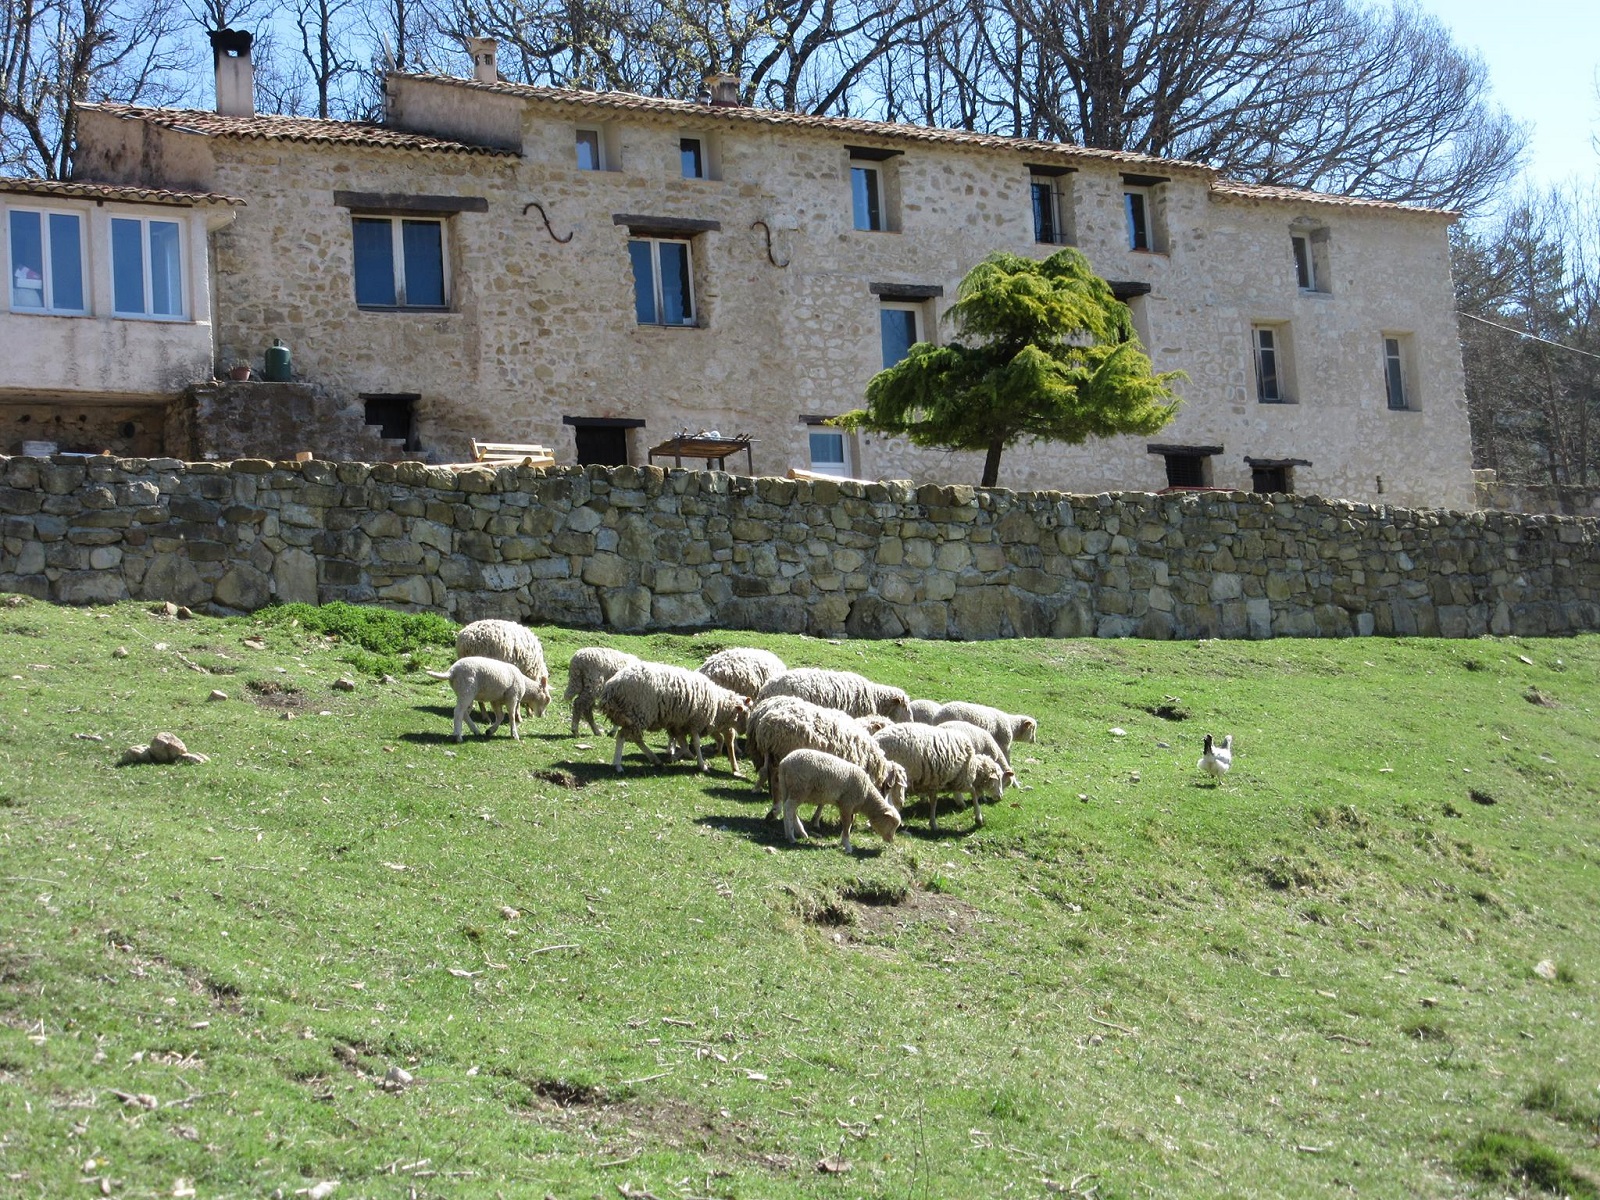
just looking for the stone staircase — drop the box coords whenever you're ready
[181,382,423,463]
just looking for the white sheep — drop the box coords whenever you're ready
[563,646,640,735]
[755,667,913,723]
[456,619,550,716]
[774,749,901,852]
[426,656,549,743]
[909,699,942,724]
[873,723,1006,831]
[855,713,896,735]
[927,701,1038,768]
[697,647,787,700]
[745,696,908,818]
[939,719,1019,789]
[599,661,750,775]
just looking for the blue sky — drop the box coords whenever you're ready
[1412,0,1599,193]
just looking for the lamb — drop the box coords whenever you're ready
[755,667,913,723]
[426,656,550,743]
[938,719,1019,790]
[926,701,1038,769]
[455,619,550,716]
[697,647,787,701]
[909,699,942,724]
[774,749,901,852]
[745,696,908,817]
[563,647,640,735]
[598,661,750,775]
[873,723,1007,831]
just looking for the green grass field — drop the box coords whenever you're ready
[1,596,1598,1199]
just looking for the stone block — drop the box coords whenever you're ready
[845,595,906,639]
[140,553,212,606]
[275,547,318,603]
[214,564,272,611]
[377,575,432,606]
[55,570,128,605]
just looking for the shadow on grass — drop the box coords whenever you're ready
[692,812,895,857]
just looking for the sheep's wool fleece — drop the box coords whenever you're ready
[600,662,745,736]
[564,647,639,701]
[776,749,895,820]
[457,619,547,682]
[939,719,1009,766]
[756,667,909,720]
[748,696,897,788]
[874,723,980,792]
[697,648,787,700]
[931,701,1034,752]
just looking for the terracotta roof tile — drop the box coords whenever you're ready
[78,103,518,158]
[399,73,1217,175]
[0,176,245,206]
[1209,179,1458,218]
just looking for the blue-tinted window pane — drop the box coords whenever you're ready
[809,431,845,467]
[352,218,396,306]
[149,220,182,316]
[852,167,881,231]
[1385,340,1406,409]
[680,138,703,179]
[576,130,601,170]
[401,220,444,307]
[659,241,693,325]
[880,307,918,368]
[629,240,657,324]
[48,213,84,311]
[112,218,146,313]
[9,210,45,309]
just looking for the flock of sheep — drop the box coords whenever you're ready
[427,619,1039,851]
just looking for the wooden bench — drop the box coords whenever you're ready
[471,439,556,467]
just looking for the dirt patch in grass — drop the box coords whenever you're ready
[1141,700,1190,721]
[533,768,586,790]
[246,679,306,710]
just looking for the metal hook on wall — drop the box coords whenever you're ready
[750,220,789,268]
[522,201,573,244]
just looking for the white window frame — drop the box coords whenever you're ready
[630,236,697,327]
[680,136,705,180]
[7,206,88,315]
[1383,334,1413,411]
[807,427,853,477]
[851,163,884,232]
[1292,233,1317,291]
[576,127,605,171]
[110,213,187,320]
[879,300,923,369]
[351,215,450,311]
[1253,323,1291,404]
[1125,187,1153,251]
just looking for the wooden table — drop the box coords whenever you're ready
[647,432,755,474]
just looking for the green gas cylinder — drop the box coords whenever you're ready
[263,339,291,382]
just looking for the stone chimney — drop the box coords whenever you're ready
[209,29,255,118]
[705,73,742,107]
[466,37,499,85]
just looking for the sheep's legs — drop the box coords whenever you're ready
[454,697,484,743]
[928,791,940,832]
[839,811,855,853]
[689,734,708,772]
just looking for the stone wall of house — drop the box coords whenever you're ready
[3,455,1596,640]
[73,77,1476,510]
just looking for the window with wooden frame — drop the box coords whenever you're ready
[1383,333,1415,410]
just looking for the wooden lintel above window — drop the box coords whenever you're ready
[613,214,721,236]
[844,145,903,161]
[1110,280,1153,300]
[800,414,844,426]
[333,191,488,214]
[1148,443,1223,457]
[870,282,944,300]
[1120,173,1170,188]
[1025,162,1077,177]
[1244,456,1312,468]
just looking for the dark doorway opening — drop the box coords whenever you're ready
[574,424,629,466]
[362,393,419,452]
[1251,465,1292,494]
[1164,453,1209,488]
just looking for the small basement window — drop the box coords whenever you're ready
[1148,443,1221,489]
[564,415,645,466]
[1246,457,1310,495]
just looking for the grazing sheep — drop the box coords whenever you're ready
[563,647,640,735]
[909,699,942,724]
[456,619,550,716]
[927,701,1038,767]
[697,647,787,701]
[755,667,912,723]
[745,696,908,818]
[426,657,549,743]
[855,713,896,735]
[775,749,901,852]
[939,719,1019,789]
[873,723,1006,831]
[599,662,750,775]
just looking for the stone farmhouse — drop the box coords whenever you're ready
[2,34,1474,508]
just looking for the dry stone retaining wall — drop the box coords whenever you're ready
[2,455,1597,640]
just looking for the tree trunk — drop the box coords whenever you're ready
[980,439,1004,488]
